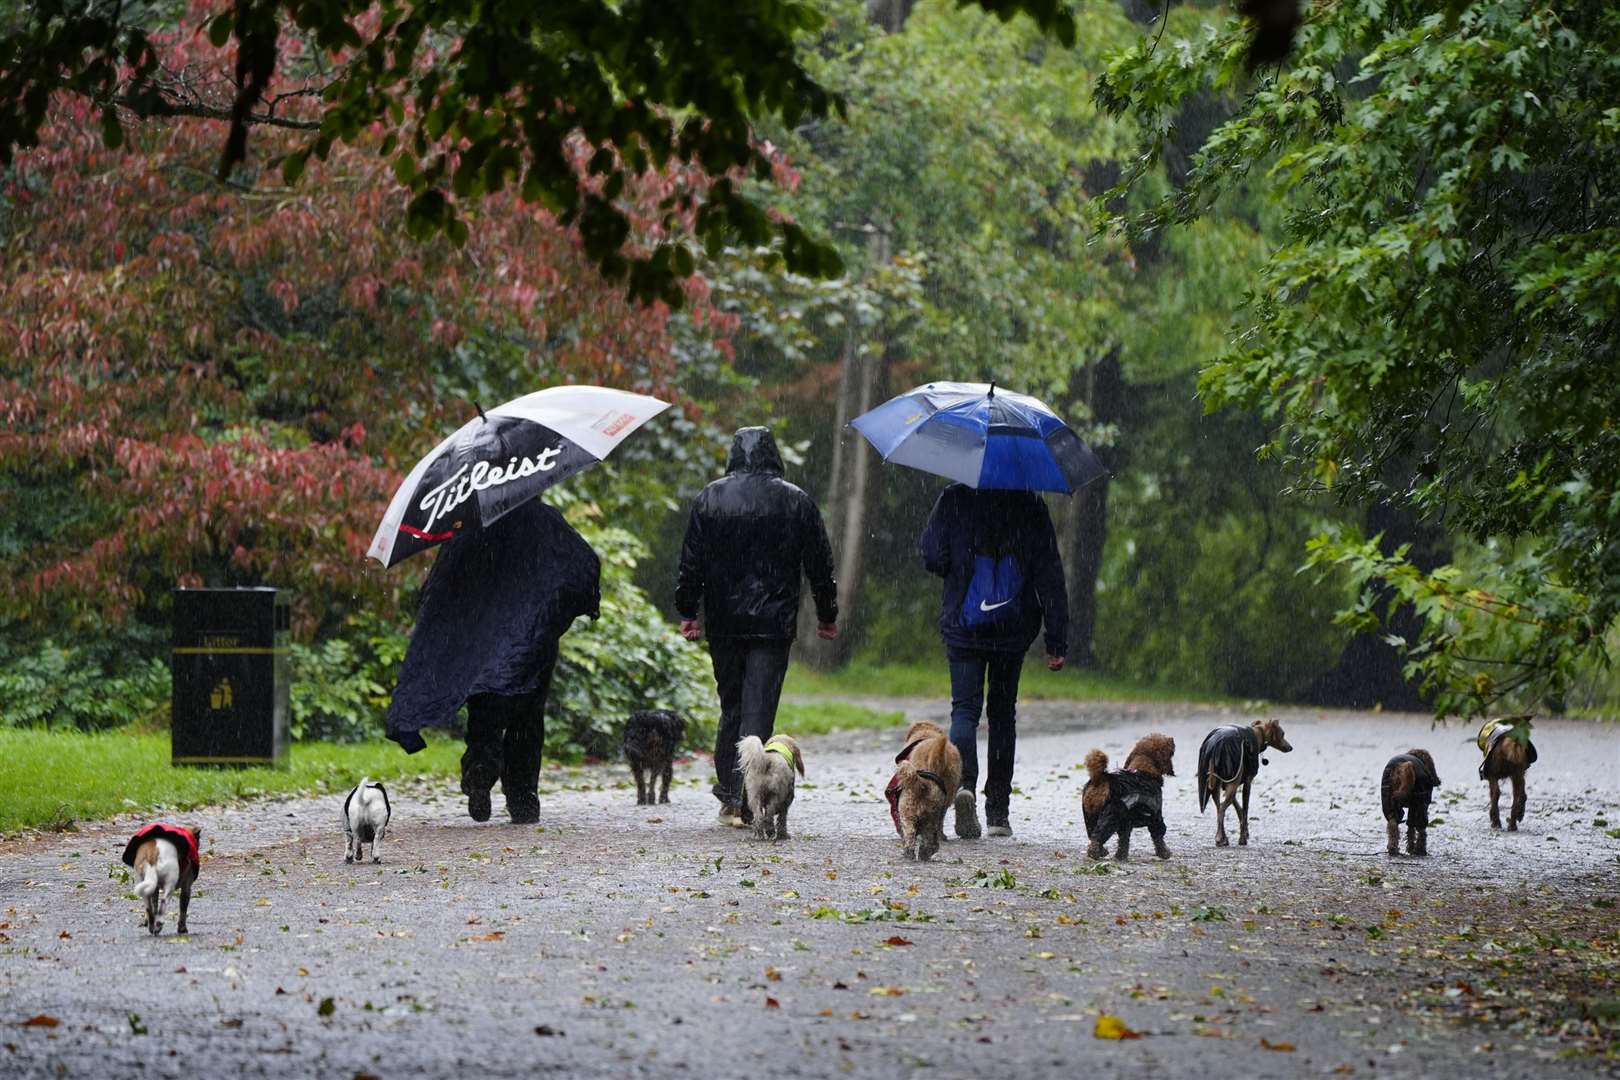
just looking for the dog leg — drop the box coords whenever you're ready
[917,810,940,862]
[632,763,647,806]
[1150,817,1171,860]
[145,891,158,935]
[371,828,384,864]
[176,878,191,935]
[1214,786,1231,847]
[153,884,167,936]
[1114,829,1131,863]
[1510,772,1526,829]
[659,761,673,804]
[1386,817,1400,856]
[1237,782,1251,846]
[1488,777,1501,829]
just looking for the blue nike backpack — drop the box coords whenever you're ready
[962,553,1025,628]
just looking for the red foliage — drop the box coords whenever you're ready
[0,27,738,637]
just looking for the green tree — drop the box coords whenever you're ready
[0,0,1088,303]
[1097,0,1620,715]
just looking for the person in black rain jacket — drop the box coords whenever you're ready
[919,484,1067,840]
[675,427,838,825]
[386,498,600,824]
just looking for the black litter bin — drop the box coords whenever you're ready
[171,588,290,766]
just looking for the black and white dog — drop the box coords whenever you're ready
[342,778,391,864]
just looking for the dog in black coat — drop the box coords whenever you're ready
[1083,733,1176,862]
[623,710,686,805]
[1381,749,1440,857]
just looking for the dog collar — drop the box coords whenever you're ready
[764,737,796,771]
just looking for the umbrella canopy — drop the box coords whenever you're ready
[850,381,1106,494]
[367,385,669,567]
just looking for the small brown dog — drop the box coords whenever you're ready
[1381,749,1440,856]
[121,823,202,936]
[885,720,963,861]
[1196,719,1292,846]
[1082,733,1175,862]
[1477,716,1537,830]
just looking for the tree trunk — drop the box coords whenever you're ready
[866,0,915,31]
[797,233,888,668]
[1062,352,1125,667]
[1305,498,1451,711]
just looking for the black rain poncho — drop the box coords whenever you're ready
[674,428,837,641]
[1086,771,1166,843]
[386,499,600,753]
[1196,724,1261,810]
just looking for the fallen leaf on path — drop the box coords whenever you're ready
[316,998,335,1018]
[1260,1038,1296,1051]
[869,986,904,997]
[57,931,70,940]
[765,966,781,982]
[1094,1014,1141,1040]
[20,1015,59,1028]
[765,997,780,1009]
[469,932,504,942]
[534,1025,562,1037]
[883,936,912,947]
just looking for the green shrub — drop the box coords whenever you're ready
[0,637,168,731]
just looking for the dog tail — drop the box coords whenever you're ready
[1084,749,1108,784]
[736,735,766,780]
[134,863,159,900]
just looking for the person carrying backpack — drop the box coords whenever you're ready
[919,485,1068,839]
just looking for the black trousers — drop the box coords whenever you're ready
[708,639,791,806]
[462,651,557,799]
[948,648,1025,815]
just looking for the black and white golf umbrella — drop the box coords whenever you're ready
[367,385,669,568]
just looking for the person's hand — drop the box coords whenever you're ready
[680,619,703,641]
[817,622,839,640]
[1046,653,1065,671]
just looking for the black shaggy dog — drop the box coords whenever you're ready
[623,710,686,805]
[1381,748,1440,857]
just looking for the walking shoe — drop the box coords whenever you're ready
[718,803,746,828]
[953,790,982,839]
[507,791,540,825]
[986,812,1013,837]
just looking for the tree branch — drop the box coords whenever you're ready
[111,94,322,131]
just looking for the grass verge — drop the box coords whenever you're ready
[0,728,461,834]
[774,699,905,737]
[783,660,1221,704]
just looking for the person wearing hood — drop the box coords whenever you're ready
[920,485,1068,839]
[386,497,601,824]
[675,427,839,826]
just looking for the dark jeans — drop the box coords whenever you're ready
[948,649,1025,816]
[462,651,557,800]
[709,639,791,806]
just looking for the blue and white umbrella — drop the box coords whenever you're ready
[850,381,1107,494]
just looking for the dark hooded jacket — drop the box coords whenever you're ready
[386,499,600,753]
[918,485,1068,657]
[674,428,837,641]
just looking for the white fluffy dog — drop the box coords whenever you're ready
[737,734,805,841]
[342,778,391,863]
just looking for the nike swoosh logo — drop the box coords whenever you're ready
[979,599,1012,613]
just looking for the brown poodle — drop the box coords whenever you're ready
[1381,748,1440,856]
[885,720,962,861]
[1082,733,1175,862]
